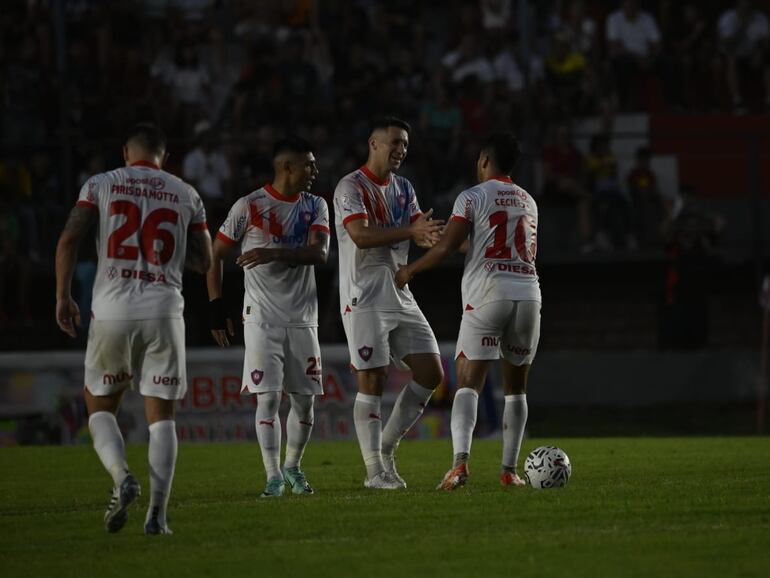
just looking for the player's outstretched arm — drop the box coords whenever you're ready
[395,219,470,289]
[235,230,330,269]
[55,205,96,337]
[346,209,444,250]
[207,237,236,347]
[185,228,213,274]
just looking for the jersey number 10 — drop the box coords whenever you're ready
[107,200,179,265]
[484,210,537,264]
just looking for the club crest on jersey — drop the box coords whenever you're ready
[358,346,373,361]
[251,369,264,385]
[302,211,313,223]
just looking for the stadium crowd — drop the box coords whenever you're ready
[0,0,760,329]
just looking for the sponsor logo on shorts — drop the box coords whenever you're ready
[251,369,264,385]
[358,346,373,361]
[481,336,500,347]
[102,371,132,385]
[152,375,181,386]
[507,344,531,355]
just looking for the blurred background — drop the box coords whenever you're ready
[1,0,769,444]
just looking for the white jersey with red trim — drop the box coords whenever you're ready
[217,184,329,327]
[333,166,422,313]
[76,162,207,321]
[450,176,541,309]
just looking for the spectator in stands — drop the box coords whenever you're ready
[540,124,593,252]
[659,187,725,349]
[182,120,232,220]
[670,3,712,111]
[717,0,770,113]
[561,0,598,61]
[606,0,661,110]
[544,31,593,119]
[440,34,495,87]
[626,146,666,248]
[584,133,633,250]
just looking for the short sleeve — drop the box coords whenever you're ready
[407,180,423,223]
[76,175,102,210]
[310,197,330,234]
[335,178,368,227]
[188,187,208,231]
[450,188,476,224]
[216,196,250,246]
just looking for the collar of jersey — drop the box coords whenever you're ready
[360,165,390,187]
[489,175,513,184]
[264,183,299,203]
[130,160,160,169]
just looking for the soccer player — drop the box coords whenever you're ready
[334,116,445,489]
[55,123,213,534]
[207,136,329,497]
[395,132,540,490]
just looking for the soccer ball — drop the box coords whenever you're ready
[524,446,572,489]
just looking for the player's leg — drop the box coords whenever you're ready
[139,318,187,533]
[143,396,176,534]
[243,323,287,497]
[500,301,541,487]
[344,310,401,489]
[437,356,490,490]
[282,327,323,494]
[438,302,511,490]
[84,319,141,532]
[382,309,443,485]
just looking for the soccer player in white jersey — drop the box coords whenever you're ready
[206,136,329,498]
[333,116,445,490]
[55,123,213,533]
[395,132,540,490]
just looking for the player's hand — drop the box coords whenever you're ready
[56,297,81,338]
[410,209,444,247]
[395,264,412,289]
[236,248,274,269]
[208,298,235,347]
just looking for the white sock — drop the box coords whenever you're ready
[353,393,384,479]
[382,381,433,457]
[255,392,282,480]
[502,394,528,472]
[285,394,314,470]
[88,411,129,486]
[451,388,479,459]
[146,420,177,527]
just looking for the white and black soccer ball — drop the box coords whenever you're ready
[524,446,572,489]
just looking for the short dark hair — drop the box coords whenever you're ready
[370,115,411,134]
[125,122,167,156]
[272,135,314,159]
[481,132,521,176]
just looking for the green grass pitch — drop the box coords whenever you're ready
[2,437,770,577]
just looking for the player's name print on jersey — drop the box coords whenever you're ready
[450,177,541,309]
[77,162,207,321]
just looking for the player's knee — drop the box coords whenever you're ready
[289,393,314,418]
[414,358,444,389]
[257,391,281,415]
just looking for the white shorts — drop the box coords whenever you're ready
[242,323,323,395]
[342,308,440,370]
[455,300,541,366]
[85,318,187,400]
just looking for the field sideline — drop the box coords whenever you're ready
[2,438,770,577]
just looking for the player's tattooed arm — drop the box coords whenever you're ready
[236,231,330,269]
[55,205,97,336]
[186,228,213,274]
